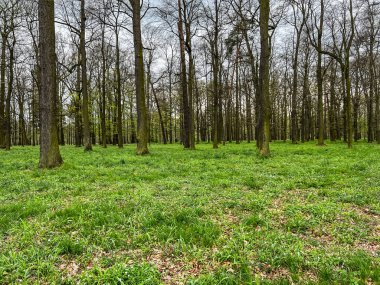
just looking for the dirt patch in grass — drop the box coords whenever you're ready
[146,248,204,285]
[355,240,379,257]
[351,206,380,223]
[351,206,380,256]
[59,259,81,278]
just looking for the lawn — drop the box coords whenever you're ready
[0,141,379,284]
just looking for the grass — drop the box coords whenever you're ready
[0,141,379,284]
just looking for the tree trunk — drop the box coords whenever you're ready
[130,0,149,155]
[258,0,271,156]
[38,0,63,168]
[75,52,82,147]
[100,25,107,147]
[301,48,311,143]
[81,0,92,151]
[185,20,195,149]
[151,82,167,144]
[345,64,353,148]
[235,45,240,144]
[316,0,325,146]
[376,67,380,144]
[177,0,191,149]
[115,30,123,148]
[0,31,6,148]
[4,39,15,150]
[291,26,303,144]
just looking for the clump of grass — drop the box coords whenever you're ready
[80,263,161,284]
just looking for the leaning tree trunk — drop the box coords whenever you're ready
[151,82,167,144]
[38,0,63,168]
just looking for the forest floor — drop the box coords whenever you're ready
[0,141,379,284]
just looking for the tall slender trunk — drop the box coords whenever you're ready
[100,26,107,147]
[368,54,374,142]
[81,0,92,151]
[316,0,325,146]
[301,49,310,142]
[38,0,63,168]
[345,63,353,148]
[245,81,252,143]
[291,25,304,144]
[316,54,324,145]
[185,20,195,149]
[0,31,6,148]
[115,30,123,148]
[4,37,15,150]
[211,0,219,149]
[235,44,240,144]
[258,0,271,156]
[178,0,190,149]
[151,82,167,144]
[75,52,82,147]
[375,67,380,144]
[130,0,149,154]
[341,67,347,142]
[168,69,173,143]
[329,65,337,141]
[353,77,360,142]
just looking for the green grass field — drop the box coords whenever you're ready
[0,142,379,284]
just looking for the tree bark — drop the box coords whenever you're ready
[4,39,15,150]
[100,24,107,147]
[38,0,63,168]
[258,0,271,156]
[316,0,325,146]
[0,29,6,148]
[130,0,149,154]
[177,0,191,149]
[81,0,92,151]
[151,82,167,144]
[115,29,123,148]
[235,44,240,144]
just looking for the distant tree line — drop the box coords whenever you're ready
[0,0,379,167]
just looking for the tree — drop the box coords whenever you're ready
[307,0,356,147]
[202,0,222,149]
[0,0,19,149]
[361,0,380,143]
[315,0,325,146]
[129,0,149,155]
[38,0,63,168]
[81,0,92,151]
[288,0,308,144]
[258,0,270,156]
[177,0,191,149]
